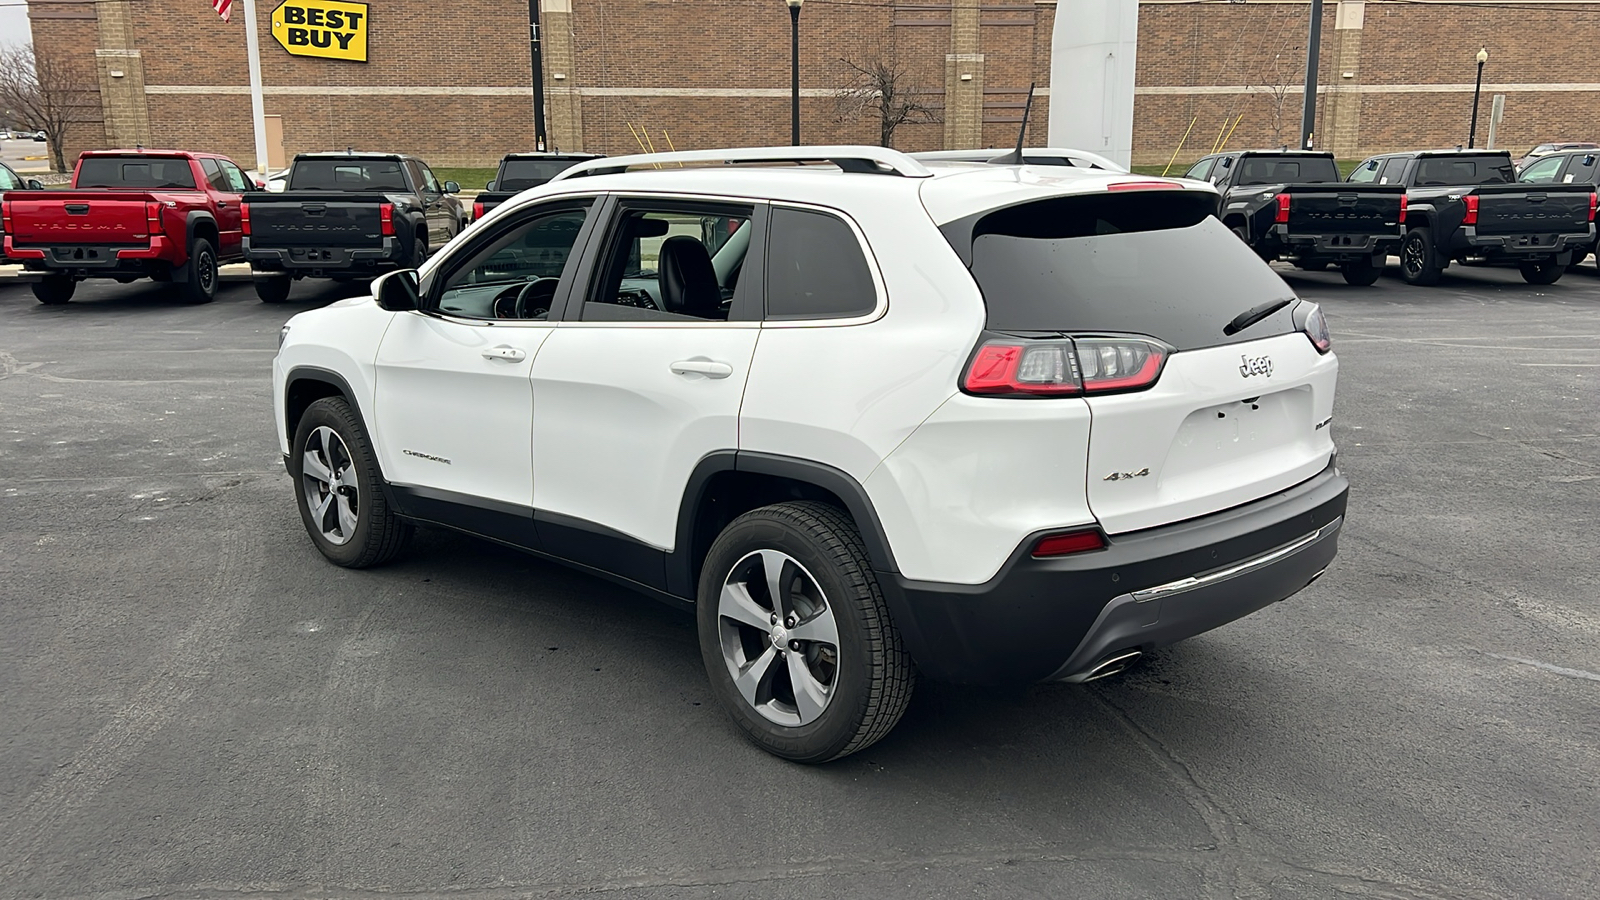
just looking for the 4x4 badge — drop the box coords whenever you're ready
[1103,468,1150,482]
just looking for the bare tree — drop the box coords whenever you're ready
[0,43,100,172]
[835,50,939,148]
[1243,18,1304,148]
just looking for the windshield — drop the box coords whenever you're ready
[288,159,409,191]
[963,192,1297,351]
[497,158,587,191]
[1236,156,1340,185]
[76,157,197,189]
[1414,156,1515,186]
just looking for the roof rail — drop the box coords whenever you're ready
[910,148,1129,174]
[548,145,934,181]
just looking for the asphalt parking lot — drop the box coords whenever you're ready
[2,265,1597,899]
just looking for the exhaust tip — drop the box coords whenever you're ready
[1062,649,1143,683]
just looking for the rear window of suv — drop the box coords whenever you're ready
[958,191,1297,351]
[76,157,197,189]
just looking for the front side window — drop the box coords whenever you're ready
[765,207,877,320]
[1348,159,1381,184]
[584,203,754,322]
[1182,158,1215,181]
[0,166,20,190]
[220,161,252,192]
[1519,155,1565,184]
[415,162,441,195]
[433,202,591,320]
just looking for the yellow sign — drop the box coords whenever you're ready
[271,1,369,62]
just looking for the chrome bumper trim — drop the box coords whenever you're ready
[1130,516,1343,604]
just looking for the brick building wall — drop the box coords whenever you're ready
[24,0,1600,171]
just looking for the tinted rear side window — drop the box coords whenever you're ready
[765,207,876,320]
[1414,156,1515,186]
[1236,156,1340,185]
[77,157,197,189]
[964,192,1297,351]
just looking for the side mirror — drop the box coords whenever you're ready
[373,268,420,312]
[254,180,267,190]
[26,178,43,190]
[485,180,496,191]
[443,181,460,194]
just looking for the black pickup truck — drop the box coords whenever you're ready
[242,152,467,302]
[1182,150,1404,285]
[472,151,603,220]
[1516,147,1600,270]
[1347,149,1596,285]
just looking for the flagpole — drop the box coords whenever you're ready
[241,0,270,179]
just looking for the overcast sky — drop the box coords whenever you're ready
[3,2,33,46]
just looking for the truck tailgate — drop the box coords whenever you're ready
[245,192,385,247]
[1475,184,1594,235]
[1282,184,1404,234]
[3,192,152,245]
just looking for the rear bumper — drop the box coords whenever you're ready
[244,236,401,275]
[1453,225,1593,259]
[881,463,1349,686]
[1273,228,1401,260]
[6,235,176,273]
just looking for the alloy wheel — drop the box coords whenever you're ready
[717,549,841,727]
[198,248,216,293]
[1402,236,1424,276]
[300,425,359,545]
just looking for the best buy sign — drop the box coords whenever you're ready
[272,1,368,62]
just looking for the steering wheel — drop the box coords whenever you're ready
[494,277,560,319]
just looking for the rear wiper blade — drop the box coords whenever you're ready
[1224,297,1295,336]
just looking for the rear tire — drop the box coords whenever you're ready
[1520,258,1565,285]
[1296,261,1330,272]
[407,229,428,269]
[32,274,74,305]
[1566,250,1590,272]
[179,237,218,304]
[289,397,413,568]
[1340,257,1383,286]
[254,275,292,303]
[1400,227,1443,286]
[697,501,914,763]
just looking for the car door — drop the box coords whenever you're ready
[529,195,765,588]
[198,158,244,257]
[370,195,601,541]
[411,160,453,245]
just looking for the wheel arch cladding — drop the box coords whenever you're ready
[284,367,357,447]
[187,211,218,249]
[668,452,900,599]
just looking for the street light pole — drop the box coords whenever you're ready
[1468,47,1488,149]
[1300,0,1323,150]
[788,0,803,145]
[529,0,548,152]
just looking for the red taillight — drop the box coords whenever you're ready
[379,202,395,236]
[1302,303,1332,354]
[1398,194,1408,225]
[963,337,1168,397]
[472,201,484,220]
[145,200,163,236]
[1032,529,1107,558]
[1,200,11,233]
[1463,194,1479,226]
[1274,193,1291,225]
[1589,192,1597,222]
[240,201,251,236]
[1108,181,1180,192]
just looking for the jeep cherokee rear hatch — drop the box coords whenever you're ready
[943,187,1338,534]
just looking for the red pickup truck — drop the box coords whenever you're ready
[1,149,256,304]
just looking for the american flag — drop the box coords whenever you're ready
[212,0,233,22]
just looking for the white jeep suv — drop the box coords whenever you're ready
[272,146,1347,763]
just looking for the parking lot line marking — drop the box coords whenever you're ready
[1518,363,1600,367]
[1488,654,1600,683]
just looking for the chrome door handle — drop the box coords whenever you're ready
[482,345,526,362]
[670,359,733,379]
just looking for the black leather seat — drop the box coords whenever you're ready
[658,236,722,317]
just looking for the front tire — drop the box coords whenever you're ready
[290,397,413,568]
[180,237,218,304]
[697,501,914,763]
[1340,257,1383,286]
[32,274,74,304]
[1520,257,1565,285]
[1400,227,1443,286]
